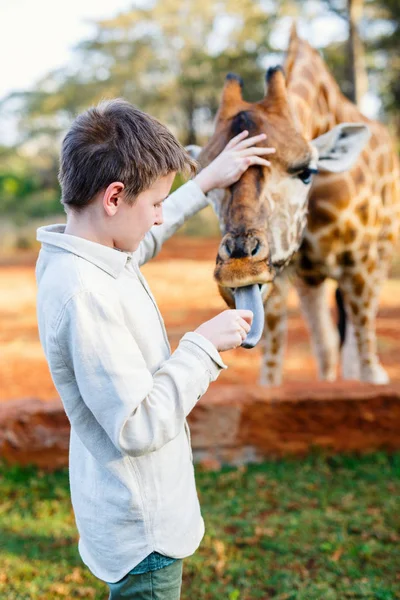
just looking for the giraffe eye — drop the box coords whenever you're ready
[298,167,318,185]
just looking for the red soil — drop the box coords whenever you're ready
[0,237,399,402]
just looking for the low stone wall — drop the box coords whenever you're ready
[1,382,400,470]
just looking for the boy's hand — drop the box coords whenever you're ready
[194,309,254,352]
[194,131,275,194]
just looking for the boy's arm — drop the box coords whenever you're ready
[137,179,209,266]
[56,289,227,457]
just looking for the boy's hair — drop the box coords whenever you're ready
[59,99,198,210]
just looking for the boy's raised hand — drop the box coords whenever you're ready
[194,309,254,352]
[194,130,276,193]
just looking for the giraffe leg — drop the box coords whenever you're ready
[259,276,290,387]
[339,274,389,384]
[341,320,361,380]
[295,279,340,381]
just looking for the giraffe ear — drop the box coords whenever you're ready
[312,123,371,173]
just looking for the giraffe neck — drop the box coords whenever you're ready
[285,41,367,140]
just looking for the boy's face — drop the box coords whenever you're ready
[114,172,176,252]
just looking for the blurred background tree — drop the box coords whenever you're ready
[0,0,398,240]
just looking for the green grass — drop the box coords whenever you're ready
[1,453,400,599]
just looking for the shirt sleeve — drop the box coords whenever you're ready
[138,180,209,266]
[56,289,227,457]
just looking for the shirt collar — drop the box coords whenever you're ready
[36,224,132,278]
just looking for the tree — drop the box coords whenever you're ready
[347,0,368,105]
[365,0,400,134]
[9,0,277,146]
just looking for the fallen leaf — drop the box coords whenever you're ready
[64,567,84,584]
[49,583,69,596]
[331,548,343,562]
[76,587,96,598]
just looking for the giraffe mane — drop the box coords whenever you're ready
[285,22,300,81]
[284,24,342,99]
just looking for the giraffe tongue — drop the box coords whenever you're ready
[233,284,264,349]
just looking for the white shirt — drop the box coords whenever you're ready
[35,180,227,583]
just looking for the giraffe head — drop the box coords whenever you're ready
[190,68,370,308]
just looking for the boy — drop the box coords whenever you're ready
[36,99,274,599]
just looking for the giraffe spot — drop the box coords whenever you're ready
[350,301,359,316]
[300,238,312,253]
[310,179,350,213]
[299,253,313,271]
[343,222,358,244]
[313,208,336,228]
[366,260,376,273]
[304,275,325,287]
[360,315,368,326]
[352,165,366,187]
[266,361,276,368]
[356,201,369,226]
[271,339,279,354]
[266,314,279,331]
[353,273,365,296]
[319,231,338,249]
[338,251,355,267]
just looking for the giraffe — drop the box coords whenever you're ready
[190,26,400,386]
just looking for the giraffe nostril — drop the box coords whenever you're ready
[224,239,234,257]
[251,240,261,256]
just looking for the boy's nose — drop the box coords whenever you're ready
[154,208,163,226]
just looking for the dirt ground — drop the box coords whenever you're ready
[0,237,399,402]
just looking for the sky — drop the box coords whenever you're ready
[0,0,133,101]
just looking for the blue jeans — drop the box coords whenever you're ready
[107,553,183,600]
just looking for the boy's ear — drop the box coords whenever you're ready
[312,123,370,173]
[103,182,125,215]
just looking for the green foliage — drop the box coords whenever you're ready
[0,171,62,224]
[0,144,62,225]
[364,0,400,131]
[0,453,399,599]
